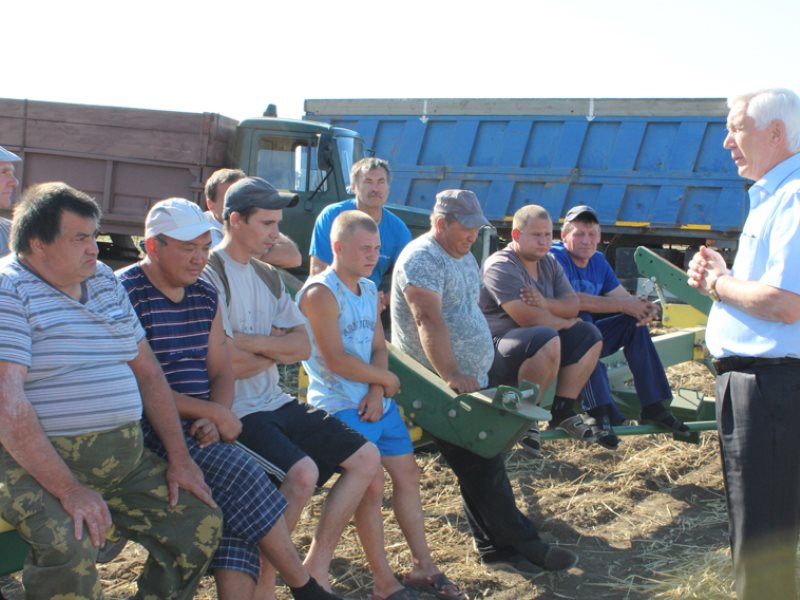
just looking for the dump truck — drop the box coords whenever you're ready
[0,98,437,270]
[304,97,748,277]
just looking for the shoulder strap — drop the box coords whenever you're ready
[249,259,283,299]
[206,251,232,306]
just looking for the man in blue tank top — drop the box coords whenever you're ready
[118,198,343,600]
[299,211,465,600]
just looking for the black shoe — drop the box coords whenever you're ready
[587,415,619,450]
[482,553,545,578]
[641,410,690,437]
[516,539,579,572]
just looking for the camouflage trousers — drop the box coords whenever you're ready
[0,422,223,600]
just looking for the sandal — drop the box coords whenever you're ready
[518,424,542,458]
[552,414,595,441]
[402,572,466,600]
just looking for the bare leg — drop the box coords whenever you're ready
[382,453,439,577]
[304,442,380,590]
[260,457,319,598]
[353,468,406,597]
[517,336,560,390]
[556,340,602,399]
[216,569,257,600]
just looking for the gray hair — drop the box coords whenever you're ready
[729,88,800,153]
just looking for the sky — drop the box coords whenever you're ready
[4,0,799,122]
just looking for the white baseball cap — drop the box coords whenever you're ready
[0,145,21,162]
[145,198,215,241]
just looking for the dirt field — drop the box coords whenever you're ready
[1,363,736,599]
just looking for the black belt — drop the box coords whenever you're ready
[712,356,800,375]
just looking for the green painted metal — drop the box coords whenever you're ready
[388,343,551,458]
[0,529,28,577]
[539,420,717,440]
[633,246,713,315]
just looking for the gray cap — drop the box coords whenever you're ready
[434,189,490,228]
[564,205,599,223]
[145,198,215,241]
[223,176,299,219]
[0,145,21,162]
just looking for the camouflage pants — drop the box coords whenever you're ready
[0,422,222,600]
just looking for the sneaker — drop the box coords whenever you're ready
[518,425,542,458]
[97,535,127,564]
[587,415,619,450]
[516,539,580,572]
[482,553,545,578]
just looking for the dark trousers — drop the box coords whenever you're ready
[716,364,800,600]
[581,314,672,423]
[434,437,541,560]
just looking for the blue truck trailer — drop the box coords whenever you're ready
[304,98,747,273]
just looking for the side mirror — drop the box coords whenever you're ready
[317,133,334,172]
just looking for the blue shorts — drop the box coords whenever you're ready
[335,401,413,457]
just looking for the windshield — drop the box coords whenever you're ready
[337,134,365,193]
[255,137,327,193]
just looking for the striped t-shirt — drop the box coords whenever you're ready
[117,264,217,399]
[0,258,145,436]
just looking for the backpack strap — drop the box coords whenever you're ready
[206,250,282,306]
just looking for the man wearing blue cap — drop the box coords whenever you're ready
[0,144,22,256]
[549,205,689,448]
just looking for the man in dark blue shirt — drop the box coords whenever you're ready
[550,206,689,448]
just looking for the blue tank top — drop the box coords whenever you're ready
[299,269,389,415]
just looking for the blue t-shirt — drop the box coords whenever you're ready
[550,242,620,319]
[308,199,412,288]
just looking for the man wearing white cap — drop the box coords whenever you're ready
[0,144,22,256]
[117,198,345,600]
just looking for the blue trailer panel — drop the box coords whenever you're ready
[304,99,748,245]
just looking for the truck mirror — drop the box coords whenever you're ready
[317,133,334,171]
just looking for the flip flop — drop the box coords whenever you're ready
[402,572,467,600]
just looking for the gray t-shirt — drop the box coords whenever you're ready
[391,233,494,387]
[203,249,305,417]
[0,217,10,258]
[480,247,573,337]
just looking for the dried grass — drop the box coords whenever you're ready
[2,362,748,599]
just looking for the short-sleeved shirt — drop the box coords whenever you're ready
[117,264,217,400]
[391,233,494,387]
[480,246,574,337]
[707,153,800,358]
[203,249,305,417]
[550,242,620,319]
[299,268,390,415]
[0,259,145,436]
[309,199,412,288]
[0,217,11,257]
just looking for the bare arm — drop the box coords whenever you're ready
[503,297,578,330]
[309,255,330,277]
[260,233,301,269]
[578,285,659,325]
[232,325,310,364]
[404,285,481,393]
[0,361,112,547]
[129,341,215,508]
[541,291,579,318]
[299,285,399,391]
[688,245,800,323]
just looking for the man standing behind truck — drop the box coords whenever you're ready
[309,157,411,310]
[203,167,302,268]
[687,88,800,600]
[0,145,21,256]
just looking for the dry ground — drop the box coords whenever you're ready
[2,363,738,599]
